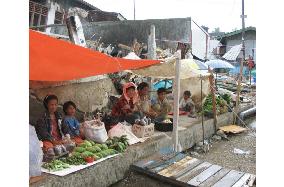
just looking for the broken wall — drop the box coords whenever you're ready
[81,18,192,49]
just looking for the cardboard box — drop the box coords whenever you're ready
[132,123,154,138]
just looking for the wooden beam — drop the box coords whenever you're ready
[187,165,222,186]
[177,162,212,183]
[150,153,187,173]
[211,170,245,187]
[208,68,217,133]
[171,159,203,179]
[157,156,193,177]
[199,168,230,187]
[232,173,252,187]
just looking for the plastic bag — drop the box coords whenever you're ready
[108,123,140,145]
[84,120,108,143]
[29,125,43,177]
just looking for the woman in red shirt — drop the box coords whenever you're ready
[111,82,143,124]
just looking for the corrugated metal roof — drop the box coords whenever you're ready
[88,10,126,22]
[216,27,256,40]
[75,0,101,10]
[222,44,242,61]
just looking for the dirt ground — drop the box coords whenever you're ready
[111,117,256,187]
[192,117,256,175]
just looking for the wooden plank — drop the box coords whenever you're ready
[145,152,179,170]
[208,69,217,132]
[171,159,204,179]
[232,173,252,187]
[177,162,212,183]
[187,165,222,186]
[133,148,175,169]
[151,153,187,173]
[211,170,245,187]
[158,156,193,177]
[247,174,256,186]
[199,168,231,187]
[131,163,195,187]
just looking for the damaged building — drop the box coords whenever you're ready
[29,0,212,125]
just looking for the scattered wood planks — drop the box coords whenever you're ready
[131,152,256,187]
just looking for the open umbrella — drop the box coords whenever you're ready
[205,59,235,87]
[153,79,172,90]
[188,59,208,70]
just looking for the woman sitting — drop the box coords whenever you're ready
[136,82,157,119]
[35,94,69,153]
[111,82,143,124]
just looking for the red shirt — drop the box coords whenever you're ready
[111,96,134,117]
[50,117,61,141]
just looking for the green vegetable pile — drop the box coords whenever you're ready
[105,135,129,153]
[42,137,130,171]
[59,155,87,166]
[221,93,232,105]
[42,159,70,172]
[73,140,120,160]
[202,93,230,117]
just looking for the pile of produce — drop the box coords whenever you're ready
[59,155,87,166]
[42,159,70,172]
[42,136,130,172]
[105,135,129,153]
[202,94,229,117]
[74,140,119,161]
[220,93,232,106]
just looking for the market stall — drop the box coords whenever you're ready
[29,30,163,177]
[29,30,212,178]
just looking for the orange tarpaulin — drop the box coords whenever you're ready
[29,30,161,81]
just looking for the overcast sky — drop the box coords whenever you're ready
[85,0,255,33]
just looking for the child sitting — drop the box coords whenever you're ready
[179,90,196,118]
[63,101,84,145]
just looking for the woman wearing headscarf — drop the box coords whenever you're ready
[111,82,143,124]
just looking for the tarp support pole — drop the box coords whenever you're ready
[201,74,205,145]
[208,67,217,133]
[173,51,181,153]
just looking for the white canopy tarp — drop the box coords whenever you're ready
[129,57,210,79]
